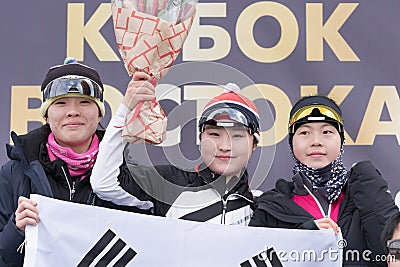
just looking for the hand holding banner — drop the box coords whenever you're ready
[24,195,343,266]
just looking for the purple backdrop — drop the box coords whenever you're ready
[1,1,399,196]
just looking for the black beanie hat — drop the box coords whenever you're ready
[40,60,105,117]
[288,96,344,148]
[41,62,103,92]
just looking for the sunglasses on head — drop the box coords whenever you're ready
[387,239,400,260]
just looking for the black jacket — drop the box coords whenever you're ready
[117,156,256,225]
[0,125,149,266]
[249,161,398,266]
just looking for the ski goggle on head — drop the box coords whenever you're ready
[387,239,400,260]
[42,75,104,102]
[288,105,343,133]
[199,107,259,135]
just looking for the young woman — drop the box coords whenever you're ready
[91,74,261,225]
[382,212,400,266]
[0,59,147,266]
[249,95,398,266]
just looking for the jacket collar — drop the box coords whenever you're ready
[8,124,105,164]
[255,179,314,223]
[8,125,51,164]
[292,172,311,196]
[195,162,253,200]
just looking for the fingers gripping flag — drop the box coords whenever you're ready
[24,195,343,267]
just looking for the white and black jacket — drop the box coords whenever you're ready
[91,104,257,225]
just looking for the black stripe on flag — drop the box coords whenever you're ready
[95,239,126,266]
[180,198,248,222]
[240,247,283,267]
[114,248,137,266]
[252,255,268,267]
[78,229,116,267]
[78,229,137,267]
[265,247,283,267]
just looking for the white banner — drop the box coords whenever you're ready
[24,195,342,267]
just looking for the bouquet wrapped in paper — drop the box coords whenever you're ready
[111,0,197,144]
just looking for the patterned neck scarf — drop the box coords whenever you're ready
[46,133,99,177]
[291,146,348,203]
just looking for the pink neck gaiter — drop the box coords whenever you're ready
[46,133,99,177]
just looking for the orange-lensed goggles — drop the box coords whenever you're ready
[288,105,343,129]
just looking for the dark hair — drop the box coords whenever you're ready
[381,212,400,254]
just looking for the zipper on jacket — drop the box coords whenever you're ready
[61,166,73,201]
[303,185,332,218]
[71,181,76,200]
[220,193,254,224]
[17,239,27,254]
[90,193,97,206]
[221,198,228,224]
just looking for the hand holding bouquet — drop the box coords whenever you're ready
[111,0,197,144]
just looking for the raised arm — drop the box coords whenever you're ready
[90,73,156,209]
